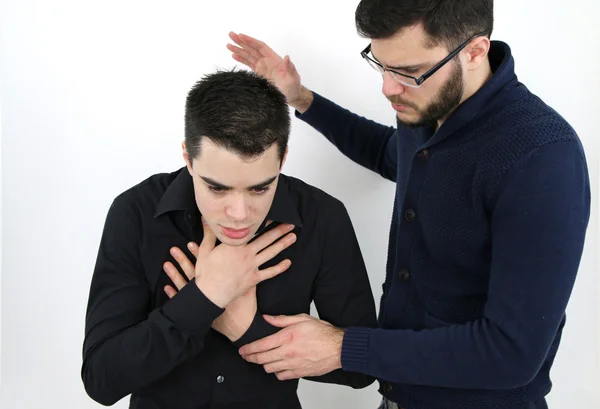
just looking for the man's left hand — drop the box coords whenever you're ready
[239,314,345,380]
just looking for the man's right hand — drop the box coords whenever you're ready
[227,32,314,113]
[195,218,296,308]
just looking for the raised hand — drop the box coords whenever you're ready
[227,32,312,112]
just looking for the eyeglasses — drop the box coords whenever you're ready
[360,31,488,88]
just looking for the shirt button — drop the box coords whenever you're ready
[417,149,429,160]
[216,375,224,383]
[405,209,416,221]
[383,383,393,393]
[399,269,410,281]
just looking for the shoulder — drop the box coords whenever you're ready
[280,174,350,226]
[109,168,182,216]
[476,93,585,198]
[483,92,580,154]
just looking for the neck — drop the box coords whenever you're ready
[436,57,493,130]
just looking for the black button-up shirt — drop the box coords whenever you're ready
[82,167,377,409]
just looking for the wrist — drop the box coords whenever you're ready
[195,277,229,308]
[290,86,313,114]
[331,327,344,370]
[224,311,256,342]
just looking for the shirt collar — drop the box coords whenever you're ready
[154,167,303,227]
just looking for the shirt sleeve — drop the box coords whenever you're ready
[303,201,379,389]
[341,140,590,389]
[296,92,398,182]
[81,195,224,406]
[232,311,280,348]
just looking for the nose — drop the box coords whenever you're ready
[225,194,249,222]
[382,71,406,99]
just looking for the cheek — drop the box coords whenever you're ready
[252,191,277,217]
[194,191,221,220]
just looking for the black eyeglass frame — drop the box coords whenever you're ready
[360,31,488,88]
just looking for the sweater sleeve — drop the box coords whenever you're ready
[296,92,398,182]
[341,140,590,389]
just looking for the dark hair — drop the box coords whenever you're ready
[184,69,290,162]
[355,0,493,49]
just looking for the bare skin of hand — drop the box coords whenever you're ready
[180,217,295,308]
[238,314,344,380]
[163,240,258,342]
[226,32,313,113]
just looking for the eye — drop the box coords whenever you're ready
[400,68,419,75]
[208,185,226,194]
[251,187,270,195]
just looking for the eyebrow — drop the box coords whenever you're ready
[200,175,278,190]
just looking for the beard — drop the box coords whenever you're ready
[390,59,464,129]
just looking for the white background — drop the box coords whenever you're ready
[1,0,598,408]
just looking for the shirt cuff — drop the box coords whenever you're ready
[341,327,372,375]
[160,281,224,338]
[232,311,281,348]
[294,91,331,121]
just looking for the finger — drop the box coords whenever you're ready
[264,359,300,374]
[226,43,258,65]
[244,348,285,365]
[187,241,199,256]
[285,55,299,76]
[163,261,188,290]
[256,259,292,283]
[164,285,178,299]
[239,331,289,356]
[231,53,256,71]
[198,217,216,255]
[263,313,313,328]
[255,232,297,266]
[228,32,264,62]
[275,370,299,381]
[169,247,195,280]
[237,33,281,60]
[250,223,295,254]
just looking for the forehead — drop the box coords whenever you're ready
[193,138,280,183]
[370,24,446,67]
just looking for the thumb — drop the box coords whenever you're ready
[283,55,292,73]
[263,313,312,327]
[285,55,298,76]
[198,217,217,255]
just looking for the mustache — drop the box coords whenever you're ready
[387,96,417,109]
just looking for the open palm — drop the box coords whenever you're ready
[227,32,302,104]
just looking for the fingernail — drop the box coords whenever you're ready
[286,224,294,230]
[187,242,194,250]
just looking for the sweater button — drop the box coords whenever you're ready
[399,269,410,281]
[216,375,224,383]
[383,383,393,393]
[405,209,416,221]
[417,149,429,160]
